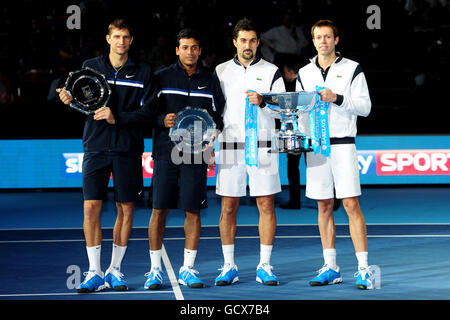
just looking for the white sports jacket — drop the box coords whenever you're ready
[296,54,371,138]
[215,56,286,143]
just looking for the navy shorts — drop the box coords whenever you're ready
[152,159,208,210]
[82,152,143,203]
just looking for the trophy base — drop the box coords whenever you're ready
[270,134,312,154]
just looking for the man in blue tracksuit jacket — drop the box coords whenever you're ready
[58,19,157,293]
[144,28,225,290]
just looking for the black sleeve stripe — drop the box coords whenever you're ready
[297,74,304,90]
[351,64,363,84]
[270,69,283,91]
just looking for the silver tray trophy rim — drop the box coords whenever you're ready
[169,106,217,154]
[64,66,112,115]
[262,91,316,154]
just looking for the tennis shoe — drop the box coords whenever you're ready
[77,270,106,293]
[215,263,239,286]
[104,267,128,291]
[144,267,164,290]
[355,266,374,290]
[178,266,204,288]
[256,263,279,286]
[309,264,342,286]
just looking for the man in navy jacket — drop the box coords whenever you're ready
[58,19,157,293]
[144,28,225,290]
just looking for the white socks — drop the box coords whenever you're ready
[222,244,235,266]
[323,248,337,269]
[86,245,102,273]
[183,249,197,268]
[149,248,198,271]
[221,244,273,267]
[149,249,162,270]
[86,244,128,274]
[108,244,127,271]
[323,248,369,270]
[259,244,273,266]
[356,251,369,269]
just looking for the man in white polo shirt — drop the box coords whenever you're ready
[296,19,374,289]
[214,18,285,286]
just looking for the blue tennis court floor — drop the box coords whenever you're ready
[1,186,449,309]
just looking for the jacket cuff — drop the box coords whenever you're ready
[335,94,344,106]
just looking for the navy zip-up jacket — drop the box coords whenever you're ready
[152,61,225,160]
[80,53,157,154]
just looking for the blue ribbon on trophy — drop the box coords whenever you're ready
[309,86,331,157]
[245,90,258,166]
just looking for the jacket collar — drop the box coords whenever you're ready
[103,52,135,69]
[233,54,261,67]
[310,51,343,65]
[176,59,201,75]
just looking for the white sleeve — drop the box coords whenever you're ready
[340,70,371,117]
[261,73,285,119]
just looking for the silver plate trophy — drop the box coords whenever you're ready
[262,91,316,154]
[169,107,217,154]
[63,67,112,114]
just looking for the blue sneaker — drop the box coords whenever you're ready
[178,266,204,288]
[144,267,164,290]
[355,267,374,290]
[215,264,239,286]
[104,267,128,291]
[309,265,343,286]
[77,270,106,293]
[256,263,279,286]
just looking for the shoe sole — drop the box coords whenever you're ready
[356,284,366,290]
[215,277,239,286]
[105,282,128,291]
[76,284,106,293]
[309,277,343,286]
[178,279,204,288]
[145,283,162,290]
[256,277,279,286]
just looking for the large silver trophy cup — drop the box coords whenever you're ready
[262,91,316,154]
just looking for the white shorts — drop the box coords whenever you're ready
[306,143,361,200]
[216,148,281,197]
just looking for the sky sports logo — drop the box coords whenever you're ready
[62,153,216,178]
[62,150,450,178]
[358,149,450,175]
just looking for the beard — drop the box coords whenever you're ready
[241,49,254,61]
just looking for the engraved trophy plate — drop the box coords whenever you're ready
[169,107,217,154]
[262,91,316,154]
[64,67,112,115]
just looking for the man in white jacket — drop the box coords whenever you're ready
[296,20,374,289]
[214,18,286,286]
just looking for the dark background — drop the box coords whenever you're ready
[0,0,448,139]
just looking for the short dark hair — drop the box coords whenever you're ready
[233,18,260,39]
[311,19,339,39]
[108,19,133,37]
[176,28,201,47]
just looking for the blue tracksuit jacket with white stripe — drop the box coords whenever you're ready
[152,61,225,160]
[80,53,157,154]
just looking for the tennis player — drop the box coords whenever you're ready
[214,18,285,286]
[296,19,374,289]
[58,19,157,293]
[143,28,225,290]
